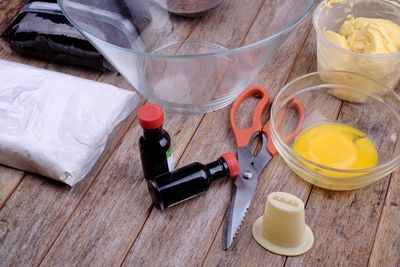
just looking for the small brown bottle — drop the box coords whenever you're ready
[147,153,240,210]
[138,104,173,180]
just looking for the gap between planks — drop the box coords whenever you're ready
[366,84,400,266]
[0,54,144,266]
[36,103,138,267]
[200,21,315,267]
[115,4,263,258]
[118,114,207,267]
[119,2,324,265]
[38,0,275,265]
[0,172,25,209]
[37,10,205,266]
[120,0,313,264]
[117,6,275,254]
[37,14,204,266]
[366,173,394,266]
[0,49,137,266]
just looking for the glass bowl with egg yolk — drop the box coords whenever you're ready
[292,123,378,179]
[270,71,400,190]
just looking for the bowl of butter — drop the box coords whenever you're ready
[270,72,400,190]
[313,0,400,101]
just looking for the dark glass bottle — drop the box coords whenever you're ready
[138,104,173,180]
[148,153,239,210]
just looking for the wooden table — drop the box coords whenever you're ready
[1,1,400,266]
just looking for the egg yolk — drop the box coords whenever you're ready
[293,123,378,177]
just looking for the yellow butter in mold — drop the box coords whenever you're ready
[293,123,378,177]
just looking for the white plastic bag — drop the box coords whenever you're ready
[0,60,139,186]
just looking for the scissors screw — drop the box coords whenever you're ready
[243,170,253,180]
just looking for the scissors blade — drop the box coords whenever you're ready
[223,176,255,250]
[223,135,271,250]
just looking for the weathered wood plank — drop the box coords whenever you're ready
[0,0,119,210]
[39,114,204,267]
[286,181,390,267]
[285,46,400,267]
[0,167,24,208]
[203,14,400,266]
[183,0,266,48]
[368,172,400,267]
[0,116,138,267]
[0,69,138,266]
[121,6,320,267]
[1,0,399,265]
[38,0,273,265]
[367,85,400,267]
[0,0,200,264]
[19,11,207,267]
[201,16,336,267]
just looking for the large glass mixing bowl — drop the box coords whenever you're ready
[58,0,316,113]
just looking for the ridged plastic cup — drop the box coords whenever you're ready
[252,192,314,256]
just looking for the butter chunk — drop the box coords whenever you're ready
[338,17,400,54]
[324,30,351,50]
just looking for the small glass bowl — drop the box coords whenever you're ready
[313,0,400,91]
[270,71,400,190]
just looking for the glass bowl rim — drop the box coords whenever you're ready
[57,0,316,59]
[271,71,400,174]
[312,0,400,58]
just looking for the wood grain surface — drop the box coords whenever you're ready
[369,157,400,267]
[202,19,341,267]
[1,0,400,266]
[0,0,27,33]
[0,166,24,208]
[0,30,139,267]
[0,81,138,266]
[42,0,271,265]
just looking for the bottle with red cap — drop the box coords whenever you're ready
[138,103,173,180]
[147,152,240,210]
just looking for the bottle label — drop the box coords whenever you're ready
[166,148,174,171]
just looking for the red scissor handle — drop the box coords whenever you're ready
[263,97,305,157]
[230,86,270,148]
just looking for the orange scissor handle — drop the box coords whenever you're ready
[230,86,270,148]
[263,97,305,157]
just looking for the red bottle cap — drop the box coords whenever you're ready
[138,104,164,129]
[221,152,240,177]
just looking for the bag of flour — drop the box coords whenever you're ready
[0,60,139,186]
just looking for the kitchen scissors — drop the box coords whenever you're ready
[223,86,305,250]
